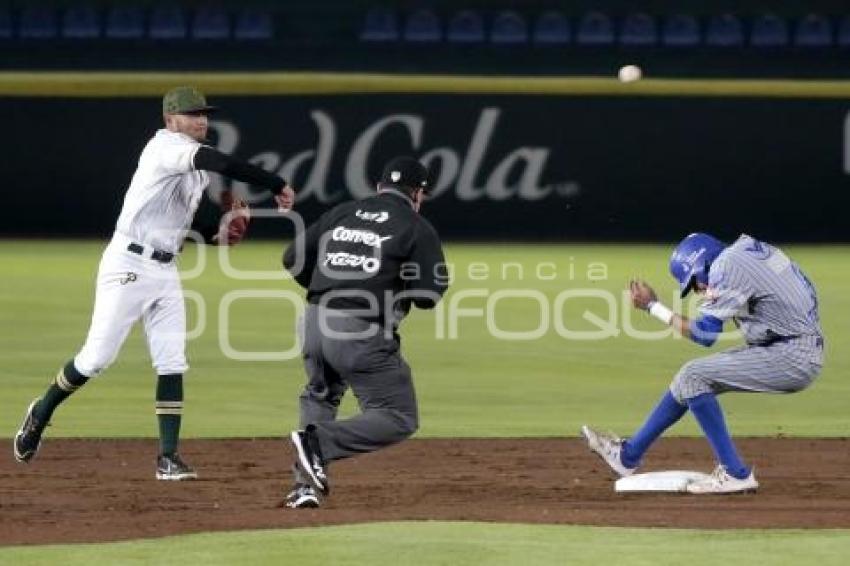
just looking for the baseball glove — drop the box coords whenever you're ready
[214,191,251,246]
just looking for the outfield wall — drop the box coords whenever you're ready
[3,73,850,241]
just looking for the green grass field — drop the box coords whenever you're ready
[3,523,850,566]
[2,240,848,564]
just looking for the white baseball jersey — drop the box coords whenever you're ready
[115,129,210,254]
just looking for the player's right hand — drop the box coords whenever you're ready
[275,186,296,213]
[629,279,658,311]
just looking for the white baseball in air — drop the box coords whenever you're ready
[618,64,642,83]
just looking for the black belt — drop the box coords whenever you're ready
[127,242,174,263]
[761,334,824,348]
[763,335,794,345]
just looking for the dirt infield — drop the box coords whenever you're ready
[1,437,848,545]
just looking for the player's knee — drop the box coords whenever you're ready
[670,360,712,403]
[152,344,188,375]
[73,350,117,377]
[674,359,713,383]
[300,381,345,407]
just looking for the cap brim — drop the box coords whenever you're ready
[168,105,219,115]
[379,181,429,193]
[190,105,219,114]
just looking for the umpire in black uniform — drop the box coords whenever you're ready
[281,156,448,508]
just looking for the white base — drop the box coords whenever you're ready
[615,471,712,493]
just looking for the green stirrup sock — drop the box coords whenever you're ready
[34,361,90,423]
[156,374,183,456]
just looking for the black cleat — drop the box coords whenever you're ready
[290,425,329,495]
[284,484,320,508]
[156,453,198,481]
[14,399,46,463]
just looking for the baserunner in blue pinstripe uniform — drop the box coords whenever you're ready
[582,233,824,494]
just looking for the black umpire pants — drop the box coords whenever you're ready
[297,305,419,462]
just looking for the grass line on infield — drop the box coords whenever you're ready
[1,522,849,566]
[3,71,850,98]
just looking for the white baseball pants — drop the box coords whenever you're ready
[74,233,188,377]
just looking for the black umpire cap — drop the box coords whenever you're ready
[379,156,431,194]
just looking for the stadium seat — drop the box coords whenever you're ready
[62,5,100,39]
[620,13,657,46]
[838,16,850,47]
[491,10,528,44]
[662,13,700,46]
[403,8,440,43]
[750,13,789,47]
[150,6,186,40]
[0,6,13,39]
[576,11,614,46]
[105,6,145,39]
[705,13,744,47]
[18,6,58,39]
[234,9,273,40]
[795,13,832,47]
[192,6,230,40]
[532,11,571,45]
[360,7,398,42]
[447,10,484,43]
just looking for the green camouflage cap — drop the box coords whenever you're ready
[162,86,218,114]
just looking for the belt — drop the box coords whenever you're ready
[761,334,824,348]
[127,242,175,263]
[763,335,794,345]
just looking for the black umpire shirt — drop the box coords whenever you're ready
[283,189,449,325]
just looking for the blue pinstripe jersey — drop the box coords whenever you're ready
[699,234,822,345]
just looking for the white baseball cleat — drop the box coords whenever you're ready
[685,465,759,494]
[580,425,637,477]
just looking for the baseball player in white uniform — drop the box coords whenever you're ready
[582,233,823,493]
[14,86,295,480]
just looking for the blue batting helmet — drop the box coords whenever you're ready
[669,233,726,297]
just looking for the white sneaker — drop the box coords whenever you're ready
[686,465,759,494]
[580,425,636,477]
